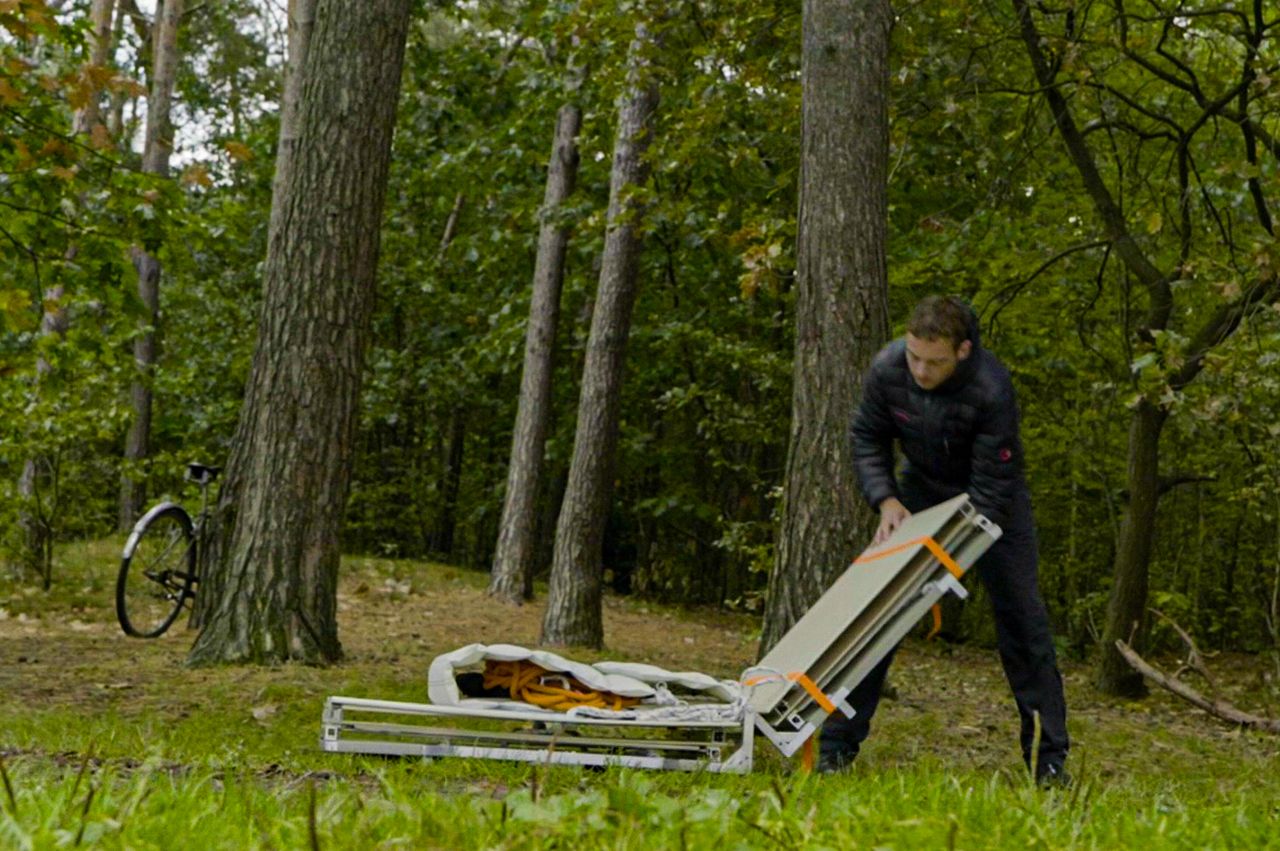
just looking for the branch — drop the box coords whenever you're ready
[1238,0,1274,235]
[436,192,463,265]
[1012,0,1171,319]
[1115,640,1280,733]
[117,0,151,45]
[984,240,1109,326]
[1157,474,1216,496]
[1149,608,1217,690]
[1115,0,1202,98]
[1170,274,1280,391]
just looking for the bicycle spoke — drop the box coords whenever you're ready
[139,527,188,574]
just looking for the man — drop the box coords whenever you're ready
[819,295,1069,785]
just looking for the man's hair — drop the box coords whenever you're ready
[907,296,971,346]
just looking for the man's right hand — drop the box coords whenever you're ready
[874,497,911,545]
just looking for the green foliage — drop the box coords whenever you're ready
[2,0,1278,658]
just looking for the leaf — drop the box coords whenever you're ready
[1146,211,1163,234]
[1130,352,1157,373]
[182,164,213,188]
[222,141,254,162]
[0,77,22,106]
[90,123,113,151]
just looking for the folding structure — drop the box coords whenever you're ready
[320,493,1000,773]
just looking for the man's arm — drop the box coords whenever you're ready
[968,377,1023,530]
[850,359,902,538]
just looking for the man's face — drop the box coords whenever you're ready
[905,333,971,390]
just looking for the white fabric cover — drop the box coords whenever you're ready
[427,643,741,708]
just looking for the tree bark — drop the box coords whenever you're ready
[74,0,116,136]
[269,0,316,241]
[489,101,583,604]
[430,406,466,557]
[119,0,184,531]
[1097,400,1168,695]
[759,0,892,653]
[188,0,412,666]
[540,25,659,648]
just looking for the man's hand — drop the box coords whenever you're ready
[874,497,911,545]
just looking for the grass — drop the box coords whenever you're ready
[2,540,1279,848]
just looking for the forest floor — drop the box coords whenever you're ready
[1,541,1279,848]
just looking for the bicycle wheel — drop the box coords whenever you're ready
[116,504,196,638]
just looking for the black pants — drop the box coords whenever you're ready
[820,491,1070,768]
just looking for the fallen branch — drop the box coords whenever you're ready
[1150,607,1217,691]
[1114,640,1280,734]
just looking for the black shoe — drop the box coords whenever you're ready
[816,751,854,775]
[1035,761,1071,789]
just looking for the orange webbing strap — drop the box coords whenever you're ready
[743,671,837,715]
[853,535,965,580]
[482,659,641,712]
[926,603,943,641]
[856,536,962,642]
[800,738,815,773]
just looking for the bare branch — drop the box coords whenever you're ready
[1149,608,1217,691]
[1170,275,1280,391]
[985,240,1110,327]
[1013,0,1172,322]
[1115,640,1280,733]
[1156,474,1216,496]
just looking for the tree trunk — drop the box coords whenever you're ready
[430,407,466,557]
[188,0,412,666]
[489,101,583,604]
[759,0,891,653]
[106,0,129,140]
[119,0,184,531]
[540,25,659,648]
[74,0,116,136]
[1096,399,1167,695]
[270,0,316,239]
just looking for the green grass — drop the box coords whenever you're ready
[2,756,1277,849]
[3,540,1279,848]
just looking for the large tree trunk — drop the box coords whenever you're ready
[540,26,659,648]
[188,0,412,666]
[1097,400,1167,695]
[489,101,583,604]
[759,0,891,653]
[119,0,184,531]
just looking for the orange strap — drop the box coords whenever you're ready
[854,535,965,580]
[743,671,837,715]
[926,603,943,641]
[857,536,961,642]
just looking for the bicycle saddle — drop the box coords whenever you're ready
[186,463,222,483]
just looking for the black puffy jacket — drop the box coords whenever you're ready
[850,320,1028,531]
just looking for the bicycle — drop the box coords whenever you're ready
[115,462,220,638]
